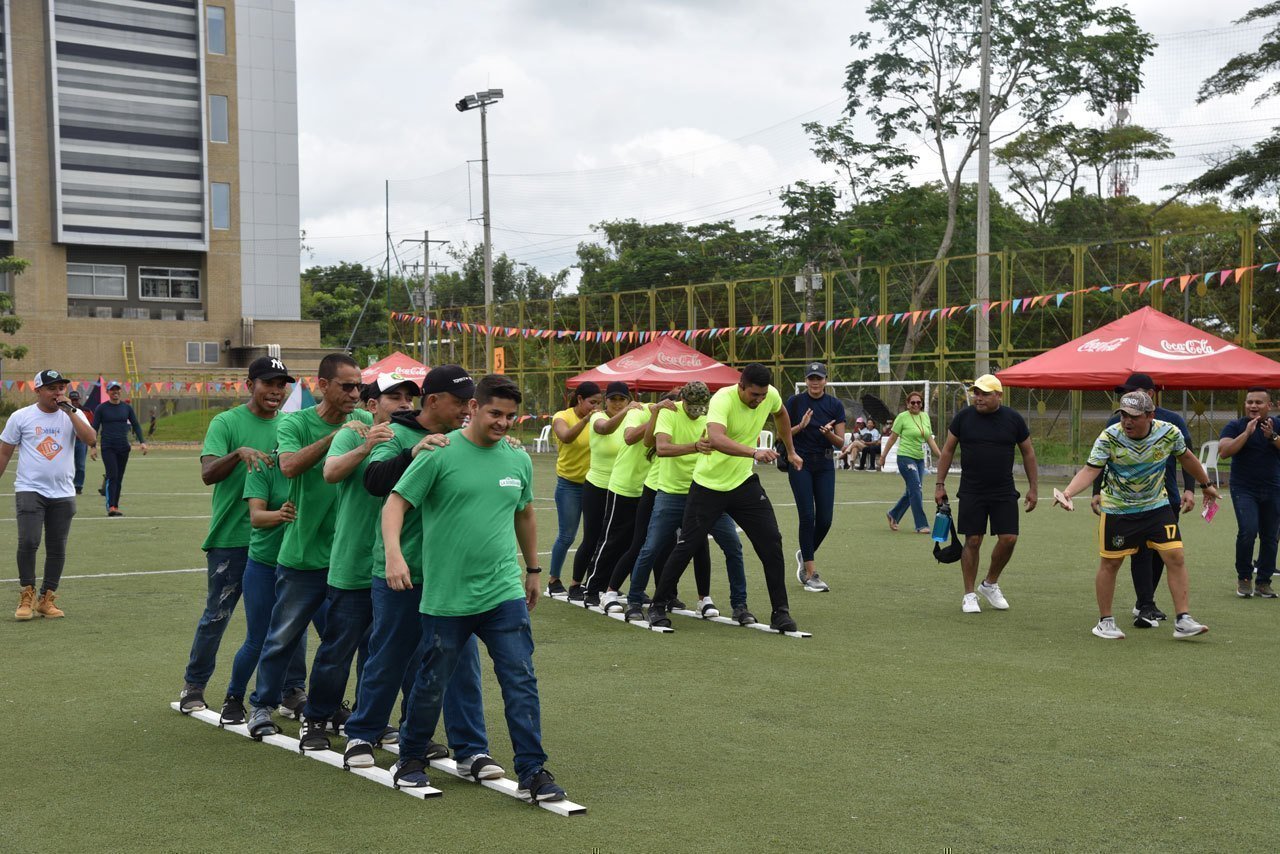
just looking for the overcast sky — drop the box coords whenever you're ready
[296,0,1270,284]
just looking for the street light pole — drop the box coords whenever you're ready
[456,88,503,373]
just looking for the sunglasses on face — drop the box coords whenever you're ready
[337,382,361,393]
[908,400,922,406]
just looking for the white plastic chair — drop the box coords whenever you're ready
[755,430,774,464]
[1199,440,1220,487]
[534,424,552,453]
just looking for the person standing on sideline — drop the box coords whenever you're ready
[881,390,943,533]
[1090,373,1196,627]
[546,382,601,595]
[68,390,89,495]
[90,380,147,517]
[933,375,1039,614]
[384,375,567,802]
[177,357,292,713]
[2,370,97,620]
[785,362,845,592]
[246,353,373,737]
[647,364,804,633]
[1218,386,1280,599]
[1054,391,1218,641]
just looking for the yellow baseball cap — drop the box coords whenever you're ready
[971,374,1002,393]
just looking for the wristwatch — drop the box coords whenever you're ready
[525,566,543,574]
[1198,481,1211,489]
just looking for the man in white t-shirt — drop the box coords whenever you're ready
[0,370,97,620]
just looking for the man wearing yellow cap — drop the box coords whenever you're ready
[933,375,1039,614]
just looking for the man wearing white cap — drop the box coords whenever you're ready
[1054,390,1219,641]
[934,374,1038,614]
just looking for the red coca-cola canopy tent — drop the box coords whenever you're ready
[361,351,428,384]
[566,338,741,392]
[997,307,1280,390]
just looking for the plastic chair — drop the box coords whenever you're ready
[534,424,552,453]
[1199,440,1220,487]
[755,430,774,464]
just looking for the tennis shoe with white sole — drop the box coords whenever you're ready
[457,753,506,781]
[803,573,830,592]
[1092,617,1125,639]
[696,596,719,618]
[977,581,1009,610]
[1173,614,1209,639]
[961,592,981,614]
[343,739,376,768]
[601,590,623,613]
[795,549,805,585]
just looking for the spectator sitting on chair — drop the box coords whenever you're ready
[856,418,882,470]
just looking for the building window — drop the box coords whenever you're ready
[140,267,201,301]
[207,6,226,55]
[211,182,230,230]
[204,342,220,364]
[209,95,229,143]
[67,263,126,298]
[186,342,201,363]
[187,341,221,364]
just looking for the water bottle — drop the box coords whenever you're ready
[932,501,952,542]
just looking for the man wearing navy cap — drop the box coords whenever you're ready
[1,370,97,620]
[91,380,147,516]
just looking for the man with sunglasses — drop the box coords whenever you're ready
[247,353,374,738]
[1055,391,1218,641]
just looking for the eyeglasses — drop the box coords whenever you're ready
[907,399,922,406]
[337,382,361,393]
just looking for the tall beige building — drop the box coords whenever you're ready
[1,0,322,384]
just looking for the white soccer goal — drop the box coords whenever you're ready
[792,379,971,473]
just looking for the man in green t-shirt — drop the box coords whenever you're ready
[648,364,803,633]
[383,375,566,803]
[342,365,495,775]
[178,356,292,715]
[294,372,417,751]
[247,353,373,738]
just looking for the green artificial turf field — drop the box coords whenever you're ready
[0,449,1271,853]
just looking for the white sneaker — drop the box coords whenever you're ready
[962,592,981,613]
[795,549,805,585]
[456,753,506,781]
[1173,614,1209,640]
[803,574,830,593]
[1092,617,1126,639]
[601,590,622,613]
[977,581,1009,610]
[697,596,719,618]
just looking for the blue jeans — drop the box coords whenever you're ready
[788,460,835,561]
[400,598,547,781]
[183,547,249,689]
[73,440,87,492]
[628,490,747,607]
[1232,488,1279,582]
[227,557,324,698]
[890,455,929,531]
[550,477,583,579]
[344,577,488,759]
[302,586,373,720]
[249,565,330,710]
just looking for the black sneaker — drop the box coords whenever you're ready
[1132,609,1160,629]
[547,578,567,596]
[219,695,246,725]
[299,718,331,752]
[379,725,399,745]
[640,593,653,605]
[770,608,798,633]
[278,686,307,720]
[584,590,601,607]
[567,585,585,602]
[517,767,566,803]
[178,683,206,714]
[425,740,450,761]
[646,603,671,628]
[732,605,757,626]
[669,596,686,611]
[1151,606,1168,621]
[624,603,645,622]
[329,701,352,735]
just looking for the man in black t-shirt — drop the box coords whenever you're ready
[934,375,1039,614]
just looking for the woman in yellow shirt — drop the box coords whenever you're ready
[546,382,601,595]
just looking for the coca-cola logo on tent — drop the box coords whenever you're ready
[656,352,705,369]
[1076,337,1129,353]
[615,355,643,370]
[1137,338,1237,361]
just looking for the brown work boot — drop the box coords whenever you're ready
[36,590,65,619]
[15,585,36,621]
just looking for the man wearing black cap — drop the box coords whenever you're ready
[178,356,293,713]
[2,370,97,620]
[91,380,147,516]
[342,365,490,772]
[1089,373,1196,626]
[67,390,89,494]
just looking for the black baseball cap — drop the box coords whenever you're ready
[605,381,632,399]
[1115,372,1156,394]
[422,365,475,399]
[576,381,601,398]
[248,356,296,383]
[806,361,828,378]
[33,370,69,389]
[68,390,81,400]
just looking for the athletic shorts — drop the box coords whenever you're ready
[1099,505,1182,558]
[956,495,1019,536]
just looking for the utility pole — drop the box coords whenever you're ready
[402,231,448,364]
[975,0,992,378]
[480,103,494,372]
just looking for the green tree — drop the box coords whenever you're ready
[430,244,568,307]
[0,256,30,360]
[576,220,780,294]
[1192,2,1280,200]
[829,0,1154,382]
